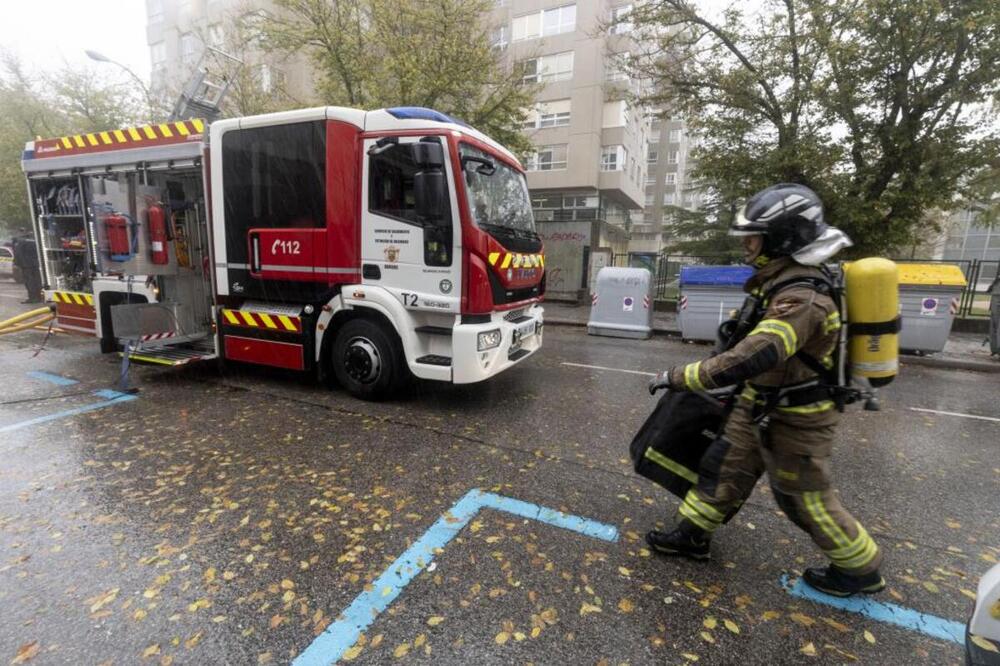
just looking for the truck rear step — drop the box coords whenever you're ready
[121,339,216,366]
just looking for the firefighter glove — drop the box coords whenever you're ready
[648,369,674,395]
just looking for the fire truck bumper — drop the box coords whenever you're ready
[452,304,544,384]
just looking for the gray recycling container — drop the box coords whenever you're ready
[897,264,967,354]
[587,267,653,339]
[678,265,754,342]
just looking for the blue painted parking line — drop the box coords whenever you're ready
[0,389,137,434]
[294,489,619,666]
[26,371,78,386]
[781,574,964,644]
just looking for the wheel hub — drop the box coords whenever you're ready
[344,337,381,384]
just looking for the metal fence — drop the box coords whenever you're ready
[609,253,998,318]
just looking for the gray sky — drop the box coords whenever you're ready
[1,0,150,81]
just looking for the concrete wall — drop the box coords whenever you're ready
[538,220,592,302]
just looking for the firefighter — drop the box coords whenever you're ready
[13,231,43,304]
[646,183,885,598]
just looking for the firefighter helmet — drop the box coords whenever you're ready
[731,183,827,257]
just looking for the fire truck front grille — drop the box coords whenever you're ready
[504,309,525,322]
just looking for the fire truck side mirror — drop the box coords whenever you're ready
[414,170,447,224]
[411,142,444,169]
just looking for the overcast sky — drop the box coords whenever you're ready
[1,0,150,81]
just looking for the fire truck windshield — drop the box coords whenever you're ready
[460,144,536,238]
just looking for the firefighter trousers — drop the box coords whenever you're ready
[676,400,883,576]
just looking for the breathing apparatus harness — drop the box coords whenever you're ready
[716,266,875,421]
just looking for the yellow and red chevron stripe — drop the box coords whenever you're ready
[487,252,545,269]
[33,119,206,159]
[51,291,94,306]
[221,308,302,333]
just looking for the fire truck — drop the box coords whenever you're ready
[20,107,545,399]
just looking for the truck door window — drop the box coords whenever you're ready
[222,121,325,232]
[369,138,452,266]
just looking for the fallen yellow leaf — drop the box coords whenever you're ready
[495,631,510,645]
[790,612,815,627]
[922,581,940,594]
[821,617,849,633]
[703,617,718,630]
[700,631,715,644]
[427,616,444,626]
[87,588,120,614]
[617,598,635,613]
[142,644,160,658]
[863,630,876,644]
[970,635,999,653]
[761,610,781,621]
[11,642,40,664]
[414,634,427,648]
[724,619,740,634]
[580,602,602,616]
[800,641,817,657]
[393,642,410,658]
[342,645,363,661]
[681,654,699,662]
[280,579,295,590]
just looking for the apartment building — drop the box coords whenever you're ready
[145,0,316,108]
[492,0,649,226]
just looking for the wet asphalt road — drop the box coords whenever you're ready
[1,281,998,665]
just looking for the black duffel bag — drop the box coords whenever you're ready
[629,389,731,501]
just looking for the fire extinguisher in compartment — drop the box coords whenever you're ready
[106,212,137,262]
[147,204,170,264]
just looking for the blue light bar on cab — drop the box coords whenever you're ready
[386,107,469,127]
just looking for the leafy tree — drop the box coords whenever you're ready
[258,0,537,156]
[0,51,145,237]
[627,0,1000,256]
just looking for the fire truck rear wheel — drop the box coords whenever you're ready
[331,318,405,400]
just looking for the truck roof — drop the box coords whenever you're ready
[21,106,521,174]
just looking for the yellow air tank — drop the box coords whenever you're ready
[844,258,899,387]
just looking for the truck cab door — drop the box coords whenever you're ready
[360,136,461,315]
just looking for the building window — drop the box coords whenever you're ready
[602,101,627,128]
[521,52,574,83]
[644,191,654,206]
[148,0,164,23]
[208,24,224,50]
[513,4,575,41]
[539,99,571,127]
[543,4,576,36]
[527,144,568,171]
[525,100,572,129]
[491,25,509,50]
[668,129,682,142]
[181,33,199,65]
[600,145,627,171]
[647,148,658,165]
[609,4,632,34]
[663,192,675,205]
[564,195,598,208]
[667,150,679,164]
[665,172,676,185]
[150,42,167,69]
[605,52,630,82]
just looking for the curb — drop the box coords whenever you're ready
[900,354,1000,374]
[547,317,1000,373]
[546,317,680,337]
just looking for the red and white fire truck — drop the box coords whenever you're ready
[20,107,545,399]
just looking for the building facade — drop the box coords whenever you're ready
[145,0,317,112]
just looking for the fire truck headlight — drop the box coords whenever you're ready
[477,329,502,351]
[303,305,314,314]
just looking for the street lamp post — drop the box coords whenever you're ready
[85,50,157,124]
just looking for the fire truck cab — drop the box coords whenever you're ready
[21,106,545,399]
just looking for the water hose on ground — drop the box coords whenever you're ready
[0,305,56,335]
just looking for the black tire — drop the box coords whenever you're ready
[331,318,406,401]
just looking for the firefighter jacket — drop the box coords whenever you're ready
[668,257,842,426]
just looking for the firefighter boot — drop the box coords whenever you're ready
[646,521,711,561]
[802,565,885,597]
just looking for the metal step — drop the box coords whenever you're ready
[415,354,452,367]
[121,339,216,366]
[508,348,531,362]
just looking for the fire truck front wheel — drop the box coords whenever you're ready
[331,318,406,401]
